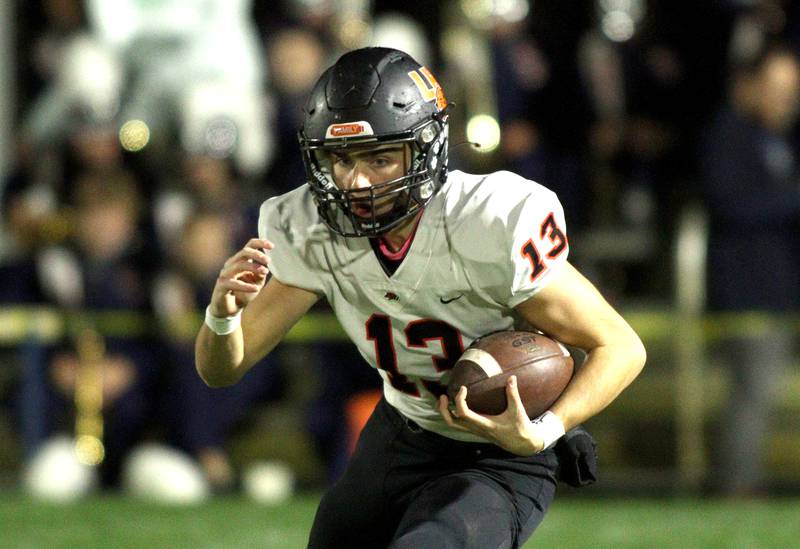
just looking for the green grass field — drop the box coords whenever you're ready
[1,494,799,548]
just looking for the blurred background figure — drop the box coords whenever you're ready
[84,0,274,178]
[490,2,593,233]
[153,208,286,492]
[17,169,159,494]
[264,26,330,195]
[21,32,122,157]
[699,44,800,496]
[152,151,259,259]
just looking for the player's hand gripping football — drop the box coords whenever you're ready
[209,238,274,317]
[438,375,545,456]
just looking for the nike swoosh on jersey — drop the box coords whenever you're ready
[439,293,464,304]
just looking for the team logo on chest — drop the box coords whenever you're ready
[439,293,463,304]
[384,291,399,302]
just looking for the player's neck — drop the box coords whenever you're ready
[381,210,423,252]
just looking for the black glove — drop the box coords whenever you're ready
[554,425,598,488]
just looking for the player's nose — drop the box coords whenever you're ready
[349,164,374,190]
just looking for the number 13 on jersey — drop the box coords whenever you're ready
[520,212,567,281]
[366,314,464,397]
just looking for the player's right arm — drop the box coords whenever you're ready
[195,238,319,387]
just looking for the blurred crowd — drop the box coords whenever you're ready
[1,0,799,502]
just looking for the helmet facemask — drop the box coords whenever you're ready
[300,116,448,237]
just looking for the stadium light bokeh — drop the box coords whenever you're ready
[466,114,501,153]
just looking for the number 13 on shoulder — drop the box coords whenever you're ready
[520,212,567,281]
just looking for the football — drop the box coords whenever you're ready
[447,331,574,418]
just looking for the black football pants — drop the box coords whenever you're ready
[307,397,558,549]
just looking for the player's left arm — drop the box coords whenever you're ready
[439,261,645,455]
[514,261,647,432]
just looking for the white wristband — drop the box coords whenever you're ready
[204,306,242,335]
[530,411,566,450]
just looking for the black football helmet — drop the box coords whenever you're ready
[299,47,450,237]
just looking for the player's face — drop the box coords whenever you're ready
[328,145,409,218]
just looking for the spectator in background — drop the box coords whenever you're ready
[699,44,800,496]
[152,151,260,261]
[21,169,160,490]
[153,209,286,491]
[8,36,129,269]
[0,151,48,482]
[84,0,273,177]
[3,51,142,491]
[15,0,86,94]
[496,2,594,233]
[264,27,330,195]
[21,31,123,158]
[0,177,48,303]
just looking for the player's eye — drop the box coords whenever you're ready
[332,154,353,167]
[373,153,403,168]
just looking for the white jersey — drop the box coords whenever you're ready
[258,170,569,442]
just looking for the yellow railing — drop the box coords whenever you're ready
[0,307,348,345]
[2,306,794,345]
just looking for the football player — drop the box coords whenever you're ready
[196,48,646,548]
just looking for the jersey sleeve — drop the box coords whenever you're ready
[506,185,569,307]
[448,171,570,308]
[257,193,326,295]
